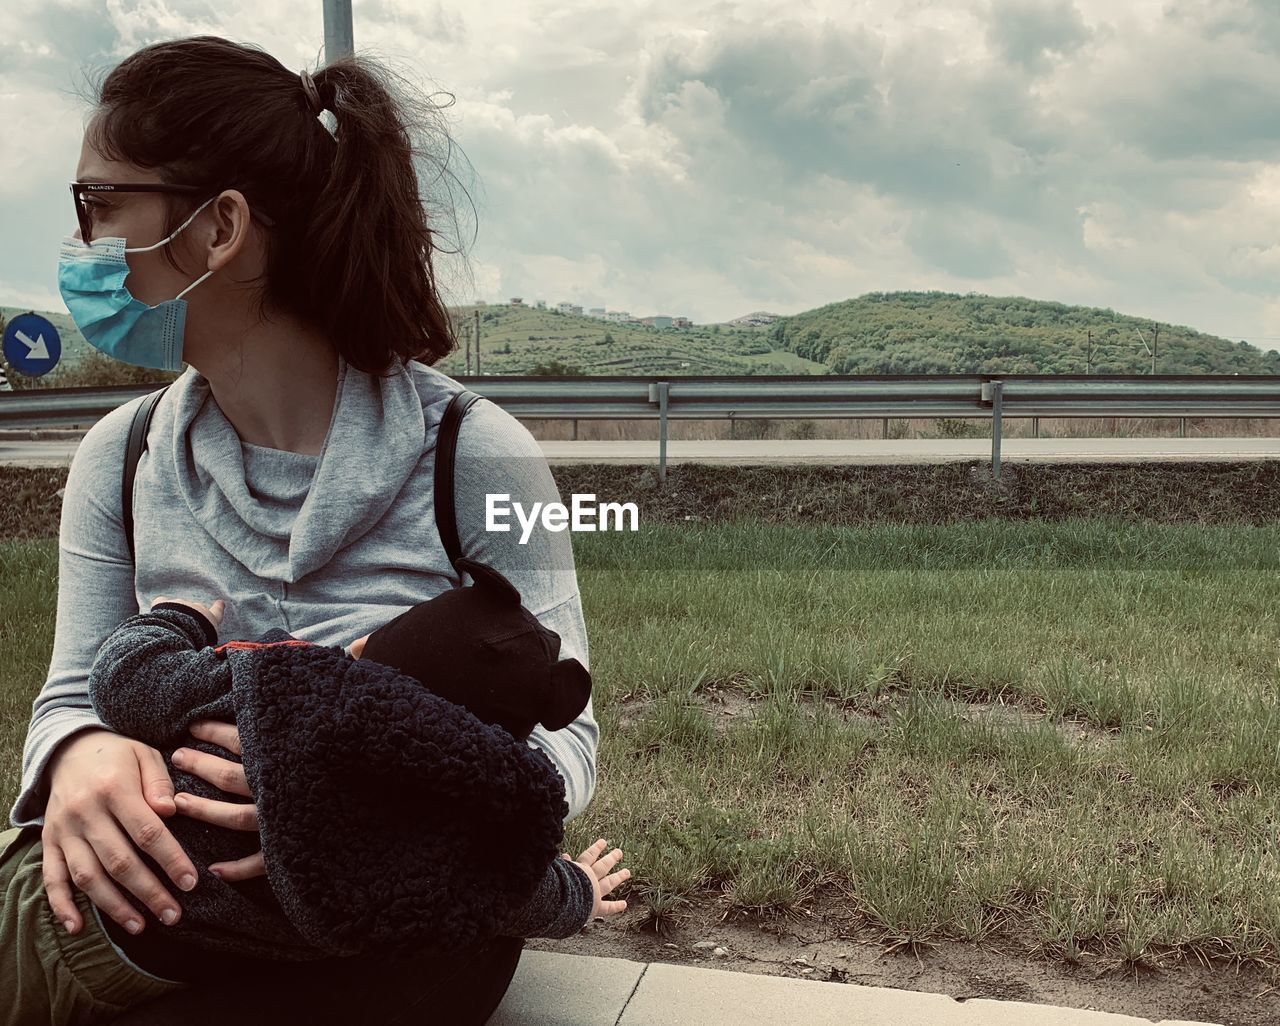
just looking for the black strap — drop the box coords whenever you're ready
[123,385,172,565]
[435,389,483,573]
[123,384,484,574]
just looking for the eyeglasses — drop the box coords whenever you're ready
[70,182,277,245]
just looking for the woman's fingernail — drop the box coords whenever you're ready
[174,795,188,808]
[180,874,197,891]
[63,920,76,934]
[211,868,224,880]
[126,920,143,935]
[172,751,187,767]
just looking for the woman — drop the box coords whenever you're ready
[8,34,613,1024]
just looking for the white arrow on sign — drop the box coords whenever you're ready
[15,330,51,361]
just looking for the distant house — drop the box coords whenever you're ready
[556,302,574,313]
[474,299,487,307]
[673,317,692,329]
[535,299,546,309]
[652,315,673,329]
[570,304,583,315]
[510,297,524,307]
[588,307,606,318]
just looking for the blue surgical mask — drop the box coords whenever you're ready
[57,196,217,371]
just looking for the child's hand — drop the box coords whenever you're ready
[152,596,226,630]
[561,838,629,921]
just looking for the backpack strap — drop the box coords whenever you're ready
[435,389,484,574]
[123,385,173,566]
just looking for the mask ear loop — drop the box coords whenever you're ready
[124,195,218,254]
[123,195,220,299]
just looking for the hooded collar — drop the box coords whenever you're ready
[168,352,426,583]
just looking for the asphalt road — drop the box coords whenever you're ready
[4,434,1280,468]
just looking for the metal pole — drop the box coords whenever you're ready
[650,381,670,485]
[474,309,481,376]
[882,417,888,439]
[323,0,354,62]
[1032,416,1039,439]
[990,381,1003,481]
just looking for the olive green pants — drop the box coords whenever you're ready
[0,824,187,1025]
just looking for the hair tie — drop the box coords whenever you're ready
[299,69,324,117]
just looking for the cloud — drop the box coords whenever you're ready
[0,0,1278,345]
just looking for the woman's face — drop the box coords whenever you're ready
[73,134,212,309]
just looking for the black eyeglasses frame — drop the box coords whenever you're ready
[70,182,277,244]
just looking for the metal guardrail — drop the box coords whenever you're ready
[5,374,1280,482]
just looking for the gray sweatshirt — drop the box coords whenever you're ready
[11,355,599,950]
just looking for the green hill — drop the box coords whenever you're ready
[768,291,1280,375]
[4,291,1277,386]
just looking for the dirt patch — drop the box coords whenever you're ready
[7,460,1280,542]
[528,897,1277,1025]
[613,683,1117,752]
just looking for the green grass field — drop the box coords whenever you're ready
[2,520,1277,979]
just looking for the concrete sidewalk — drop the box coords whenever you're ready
[490,950,1223,1025]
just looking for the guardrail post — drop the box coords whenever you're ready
[882,417,888,439]
[981,380,1004,481]
[648,381,670,485]
[1179,417,1186,438]
[571,418,578,441]
[1032,416,1039,439]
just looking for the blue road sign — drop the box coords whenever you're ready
[3,312,61,377]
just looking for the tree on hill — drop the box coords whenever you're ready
[529,359,584,376]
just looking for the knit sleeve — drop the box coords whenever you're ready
[494,856,594,939]
[88,606,233,750]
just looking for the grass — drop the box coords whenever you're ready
[2,520,1278,981]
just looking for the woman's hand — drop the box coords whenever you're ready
[172,719,265,882]
[560,838,630,920]
[43,728,200,936]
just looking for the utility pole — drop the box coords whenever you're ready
[1152,325,1159,375]
[323,0,353,61]
[474,308,481,376]
[1086,330,1093,374]
[464,322,472,376]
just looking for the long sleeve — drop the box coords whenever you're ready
[453,398,598,823]
[10,401,140,829]
[496,856,594,940]
[88,605,232,750]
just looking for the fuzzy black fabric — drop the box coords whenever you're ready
[230,639,571,959]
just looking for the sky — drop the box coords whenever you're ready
[3,0,1280,346]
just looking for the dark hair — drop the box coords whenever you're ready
[78,36,477,378]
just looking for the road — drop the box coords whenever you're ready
[3,434,1280,468]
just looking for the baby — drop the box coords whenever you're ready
[2,557,629,1024]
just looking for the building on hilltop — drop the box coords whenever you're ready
[587,307,606,318]
[673,317,692,329]
[510,297,524,307]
